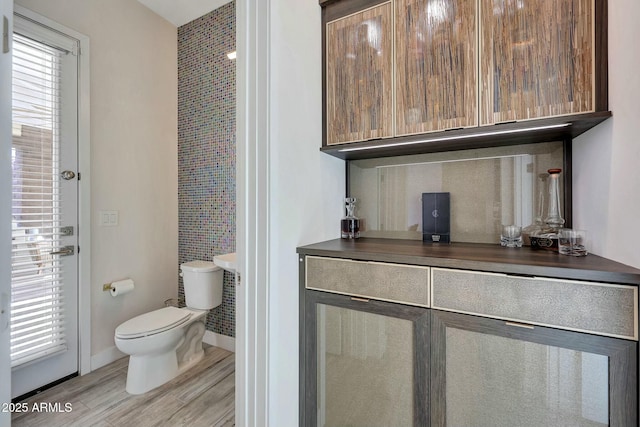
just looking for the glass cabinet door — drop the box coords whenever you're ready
[479,0,594,125]
[304,290,429,427]
[325,2,393,145]
[431,310,637,426]
[395,0,477,136]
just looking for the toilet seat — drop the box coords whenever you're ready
[115,306,192,339]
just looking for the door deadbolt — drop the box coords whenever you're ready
[60,226,74,236]
[61,170,76,180]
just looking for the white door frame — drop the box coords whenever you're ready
[236,0,270,424]
[11,5,91,378]
[74,14,91,379]
[1,0,14,424]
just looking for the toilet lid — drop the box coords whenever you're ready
[115,306,192,338]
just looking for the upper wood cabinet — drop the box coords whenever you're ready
[326,2,394,145]
[395,0,477,136]
[321,0,609,159]
[480,0,596,125]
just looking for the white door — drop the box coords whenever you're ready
[1,0,15,423]
[10,13,79,399]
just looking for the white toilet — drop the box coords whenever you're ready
[114,260,223,394]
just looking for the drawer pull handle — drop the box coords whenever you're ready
[350,297,370,303]
[505,321,534,329]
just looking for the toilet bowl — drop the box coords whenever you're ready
[114,261,223,394]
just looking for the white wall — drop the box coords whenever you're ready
[269,0,345,425]
[15,0,178,359]
[573,0,640,269]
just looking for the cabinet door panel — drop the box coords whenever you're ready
[304,290,429,427]
[326,2,393,145]
[480,0,594,125]
[431,310,637,427]
[396,0,477,135]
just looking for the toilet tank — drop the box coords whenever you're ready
[180,261,223,310]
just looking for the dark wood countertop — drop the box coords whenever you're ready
[297,238,640,285]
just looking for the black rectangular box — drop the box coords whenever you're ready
[422,192,450,243]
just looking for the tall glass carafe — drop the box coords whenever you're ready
[531,168,564,250]
[544,168,565,231]
[522,173,548,245]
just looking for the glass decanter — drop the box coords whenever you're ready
[522,172,548,245]
[341,197,361,239]
[531,168,564,250]
[543,168,565,231]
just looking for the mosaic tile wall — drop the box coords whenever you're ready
[177,2,236,337]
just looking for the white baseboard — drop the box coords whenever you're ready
[203,330,235,353]
[90,345,126,371]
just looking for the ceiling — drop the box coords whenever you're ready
[137,0,232,27]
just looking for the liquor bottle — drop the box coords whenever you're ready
[341,197,360,239]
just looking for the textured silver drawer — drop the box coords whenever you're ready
[305,256,430,307]
[431,268,638,340]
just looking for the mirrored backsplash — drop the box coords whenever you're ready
[348,142,564,244]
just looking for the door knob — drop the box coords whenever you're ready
[61,170,76,180]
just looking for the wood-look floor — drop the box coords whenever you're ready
[12,346,235,427]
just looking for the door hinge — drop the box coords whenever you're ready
[2,16,9,54]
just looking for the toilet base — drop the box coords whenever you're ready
[126,351,178,395]
[123,318,207,395]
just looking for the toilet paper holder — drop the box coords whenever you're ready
[103,279,132,291]
[103,278,135,297]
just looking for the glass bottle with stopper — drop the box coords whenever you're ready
[341,197,361,239]
[522,172,548,245]
[543,168,565,230]
[530,168,564,250]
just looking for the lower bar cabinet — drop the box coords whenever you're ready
[301,291,637,426]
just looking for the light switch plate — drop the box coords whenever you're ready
[99,210,119,226]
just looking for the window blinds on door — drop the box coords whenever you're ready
[10,33,67,367]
